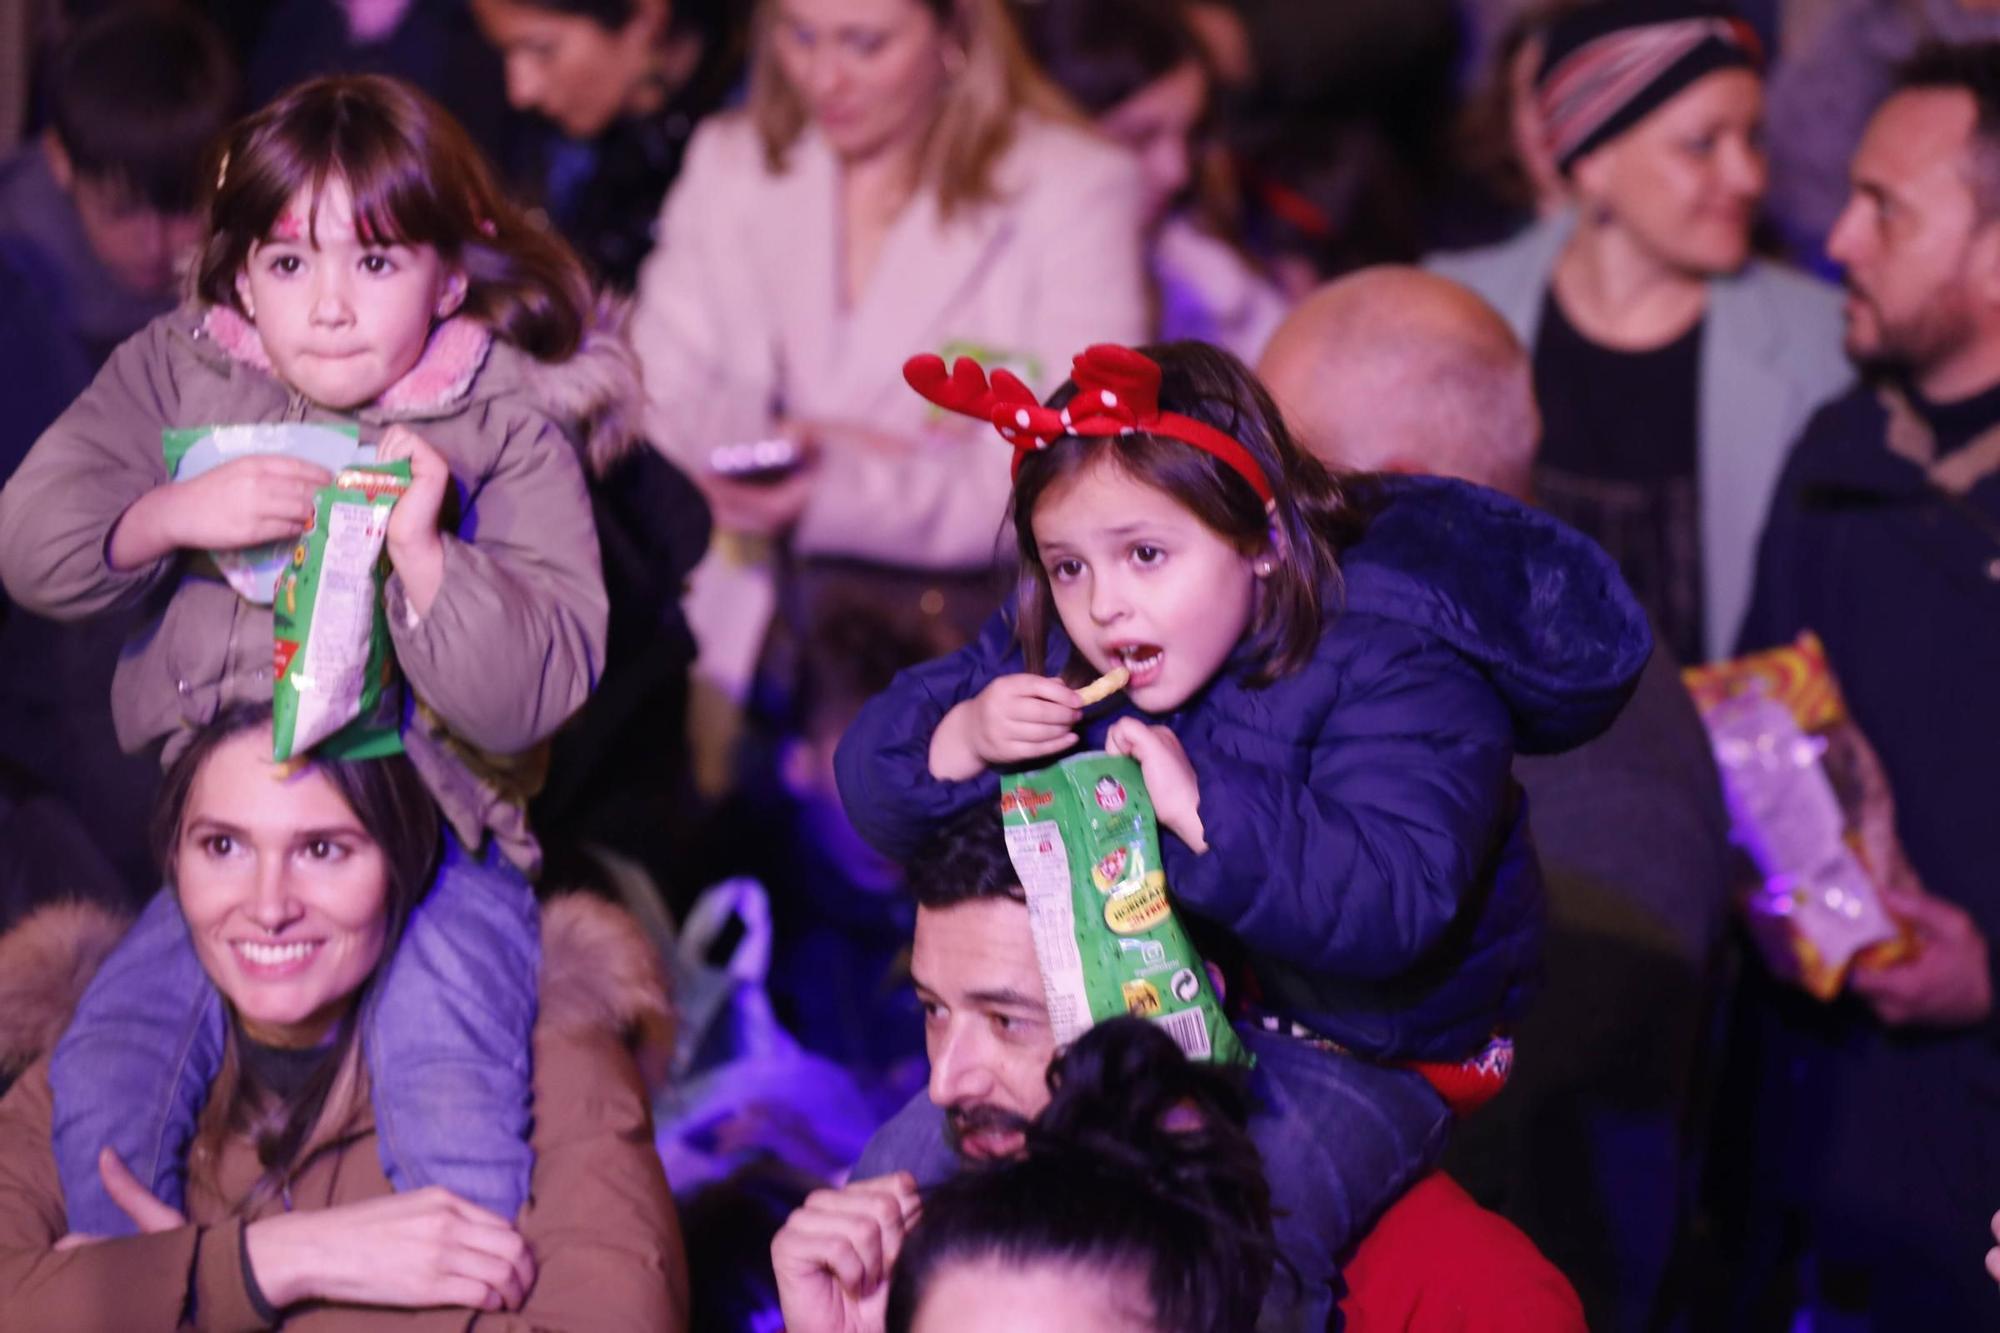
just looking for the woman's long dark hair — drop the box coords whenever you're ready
[193,74,593,361]
[885,1018,1277,1332]
[158,704,441,1213]
[1012,340,1363,688]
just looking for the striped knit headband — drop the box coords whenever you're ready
[1537,11,1762,171]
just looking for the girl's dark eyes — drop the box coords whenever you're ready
[360,253,394,275]
[1050,557,1084,580]
[1132,544,1164,565]
[268,254,302,275]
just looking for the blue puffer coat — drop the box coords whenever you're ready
[836,476,1652,1062]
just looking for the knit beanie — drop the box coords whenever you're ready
[1536,0,1763,172]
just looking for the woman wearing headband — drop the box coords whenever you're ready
[1430,0,1851,664]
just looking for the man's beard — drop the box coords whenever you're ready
[944,1102,1032,1162]
[1848,283,1980,384]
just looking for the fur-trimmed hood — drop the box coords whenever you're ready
[195,299,645,478]
[0,894,673,1080]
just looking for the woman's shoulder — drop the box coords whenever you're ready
[0,900,131,1076]
[994,113,1143,200]
[535,894,673,1055]
[678,110,777,187]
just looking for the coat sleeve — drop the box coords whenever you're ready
[387,407,608,755]
[789,132,1151,569]
[1163,620,1517,980]
[0,1061,269,1333]
[0,319,183,619]
[833,611,1023,859]
[270,1033,686,1333]
[484,1027,687,1333]
[628,120,783,473]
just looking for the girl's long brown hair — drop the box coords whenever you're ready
[160,705,441,1215]
[1012,341,1365,688]
[193,74,593,361]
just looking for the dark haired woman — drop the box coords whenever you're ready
[884,1019,1274,1333]
[0,73,635,1239]
[472,0,748,292]
[0,707,687,1327]
[1011,0,1290,362]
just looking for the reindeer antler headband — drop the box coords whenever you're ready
[903,343,1276,506]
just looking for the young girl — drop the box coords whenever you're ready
[836,340,1651,1326]
[0,75,627,1238]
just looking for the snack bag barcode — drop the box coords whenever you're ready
[1155,1007,1213,1060]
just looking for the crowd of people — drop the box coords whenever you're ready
[0,0,1995,1329]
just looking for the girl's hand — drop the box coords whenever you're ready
[376,425,451,616]
[1107,718,1206,853]
[244,1185,535,1313]
[929,674,1082,781]
[107,456,333,570]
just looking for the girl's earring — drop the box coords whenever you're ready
[1253,557,1275,578]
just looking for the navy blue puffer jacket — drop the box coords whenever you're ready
[836,476,1652,1061]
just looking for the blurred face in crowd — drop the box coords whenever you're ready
[47,137,200,299]
[1570,68,1766,277]
[1827,88,2000,394]
[1098,61,1207,222]
[912,1258,1155,1333]
[235,175,461,410]
[175,726,393,1049]
[770,0,952,164]
[912,898,1055,1163]
[472,0,668,140]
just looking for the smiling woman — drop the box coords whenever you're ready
[0,705,689,1329]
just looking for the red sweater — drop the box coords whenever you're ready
[1340,1173,1586,1332]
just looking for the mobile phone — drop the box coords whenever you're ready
[707,437,804,484]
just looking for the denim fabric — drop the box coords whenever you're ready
[50,888,221,1234]
[362,832,538,1215]
[849,1022,1451,1333]
[49,830,539,1235]
[1244,1025,1452,1333]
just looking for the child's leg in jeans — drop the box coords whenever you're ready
[49,889,223,1236]
[363,830,538,1219]
[1241,1025,1453,1333]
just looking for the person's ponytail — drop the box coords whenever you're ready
[886,1018,1277,1333]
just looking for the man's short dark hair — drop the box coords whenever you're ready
[48,4,239,212]
[904,805,1026,911]
[1895,40,2000,218]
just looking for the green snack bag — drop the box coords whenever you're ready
[272,460,412,763]
[1000,752,1249,1066]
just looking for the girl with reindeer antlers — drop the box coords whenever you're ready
[835,338,1653,1328]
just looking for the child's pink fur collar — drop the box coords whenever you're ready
[202,305,495,415]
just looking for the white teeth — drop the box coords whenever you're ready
[234,940,317,966]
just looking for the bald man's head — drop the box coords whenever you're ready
[1258,267,1539,501]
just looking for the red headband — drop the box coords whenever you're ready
[903,343,1276,505]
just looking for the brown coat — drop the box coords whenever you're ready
[0,306,639,871]
[0,896,688,1331]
